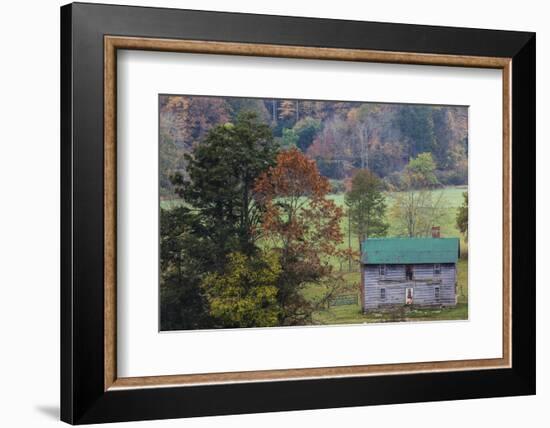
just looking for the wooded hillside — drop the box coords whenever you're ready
[159,95,468,197]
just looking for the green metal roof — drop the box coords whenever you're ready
[361,237,460,264]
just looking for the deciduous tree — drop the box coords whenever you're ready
[278,100,296,121]
[254,148,349,325]
[280,127,299,149]
[405,152,439,188]
[456,191,468,241]
[390,153,447,237]
[201,251,281,328]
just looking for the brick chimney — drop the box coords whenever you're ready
[431,226,441,238]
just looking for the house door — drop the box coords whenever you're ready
[405,287,414,305]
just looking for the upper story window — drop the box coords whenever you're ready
[434,263,441,276]
[406,265,414,280]
[379,264,387,277]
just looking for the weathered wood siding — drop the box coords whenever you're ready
[362,263,456,311]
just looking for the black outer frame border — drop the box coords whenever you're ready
[60,2,535,425]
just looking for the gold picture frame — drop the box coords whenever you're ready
[103,36,512,391]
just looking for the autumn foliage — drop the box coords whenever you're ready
[255,149,344,258]
[201,251,281,328]
[254,149,349,325]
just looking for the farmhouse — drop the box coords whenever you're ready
[360,228,460,312]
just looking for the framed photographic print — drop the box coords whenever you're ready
[60,2,535,424]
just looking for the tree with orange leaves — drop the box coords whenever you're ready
[254,148,351,325]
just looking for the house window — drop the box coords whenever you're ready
[434,263,441,276]
[379,265,387,277]
[406,265,414,280]
[380,288,386,300]
[435,286,440,301]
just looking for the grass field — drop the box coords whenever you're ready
[161,185,469,324]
